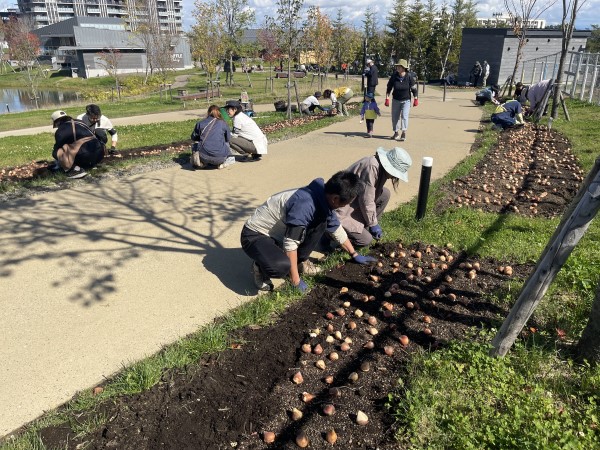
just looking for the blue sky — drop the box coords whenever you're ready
[1,0,597,32]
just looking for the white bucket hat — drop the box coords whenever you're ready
[376,147,412,182]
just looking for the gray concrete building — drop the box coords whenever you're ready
[33,16,192,78]
[458,28,591,87]
[16,0,182,34]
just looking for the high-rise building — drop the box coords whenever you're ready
[15,0,182,34]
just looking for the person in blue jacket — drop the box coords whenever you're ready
[191,105,234,169]
[359,92,381,137]
[491,99,525,130]
[241,171,377,292]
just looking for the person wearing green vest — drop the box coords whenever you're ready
[359,92,381,138]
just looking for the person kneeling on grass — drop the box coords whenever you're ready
[224,100,268,161]
[491,99,525,130]
[191,105,235,169]
[77,104,119,155]
[336,147,412,247]
[240,171,377,292]
[50,110,105,179]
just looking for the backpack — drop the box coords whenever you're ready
[56,120,96,170]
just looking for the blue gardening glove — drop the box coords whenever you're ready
[294,278,308,293]
[369,224,383,240]
[353,254,377,265]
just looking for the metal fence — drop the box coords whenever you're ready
[519,51,600,104]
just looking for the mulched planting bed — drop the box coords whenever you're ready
[0,114,335,185]
[40,242,531,450]
[440,124,583,218]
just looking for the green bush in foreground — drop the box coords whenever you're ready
[389,336,600,449]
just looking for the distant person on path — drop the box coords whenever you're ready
[323,86,354,116]
[515,79,552,113]
[51,110,105,179]
[240,171,377,292]
[385,59,418,142]
[224,100,268,161]
[491,99,525,130]
[224,58,235,85]
[77,104,118,155]
[359,92,381,137]
[470,61,482,87]
[482,60,491,86]
[336,147,412,247]
[364,58,379,95]
[300,91,326,115]
[190,105,234,170]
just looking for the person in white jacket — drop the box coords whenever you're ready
[224,100,268,161]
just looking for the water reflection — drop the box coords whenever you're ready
[0,89,80,113]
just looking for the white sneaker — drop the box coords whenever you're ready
[299,260,322,275]
[218,156,236,169]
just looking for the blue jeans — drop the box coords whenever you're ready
[391,99,411,133]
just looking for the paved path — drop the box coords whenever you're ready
[0,87,482,437]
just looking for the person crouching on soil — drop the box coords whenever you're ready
[224,100,268,161]
[336,147,412,247]
[77,104,119,155]
[241,171,377,292]
[50,110,105,179]
[190,105,235,169]
[491,99,525,130]
[359,92,381,138]
[323,87,354,116]
[385,59,418,142]
[300,91,326,115]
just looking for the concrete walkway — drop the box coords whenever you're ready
[0,87,482,437]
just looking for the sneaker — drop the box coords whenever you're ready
[109,148,119,155]
[391,132,399,140]
[368,131,373,138]
[400,131,406,141]
[252,262,273,292]
[251,154,262,161]
[218,156,236,169]
[65,166,88,179]
[298,260,322,275]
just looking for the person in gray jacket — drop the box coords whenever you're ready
[336,147,412,247]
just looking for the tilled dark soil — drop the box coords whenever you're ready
[40,242,531,450]
[440,124,583,218]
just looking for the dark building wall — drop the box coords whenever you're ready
[458,28,591,87]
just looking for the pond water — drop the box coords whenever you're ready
[0,88,81,114]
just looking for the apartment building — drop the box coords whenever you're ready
[16,0,182,34]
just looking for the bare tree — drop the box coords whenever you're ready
[0,21,6,75]
[504,0,557,94]
[258,28,282,90]
[217,0,255,86]
[266,0,305,119]
[190,0,226,86]
[550,0,587,118]
[303,6,333,87]
[96,47,124,99]
[4,16,42,107]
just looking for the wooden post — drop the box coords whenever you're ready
[490,157,600,357]
[293,81,301,114]
[559,91,571,122]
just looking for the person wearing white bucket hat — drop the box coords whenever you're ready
[335,147,412,247]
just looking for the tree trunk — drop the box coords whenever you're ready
[577,282,600,364]
[551,0,578,119]
[287,57,292,119]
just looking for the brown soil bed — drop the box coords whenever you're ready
[0,114,335,185]
[40,242,531,450]
[439,124,583,218]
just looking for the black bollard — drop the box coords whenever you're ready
[415,157,433,220]
[6,104,9,113]
[422,81,425,94]
[443,82,447,102]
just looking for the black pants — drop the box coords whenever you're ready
[240,223,326,278]
[365,119,375,132]
[366,85,376,95]
[75,140,104,169]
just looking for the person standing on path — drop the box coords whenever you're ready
[385,59,418,142]
[359,92,381,138]
[240,171,377,292]
[190,105,234,169]
[336,147,412,247]
[482,60,490,87]
[470,61,482,87]
[224,100,268,161]
[77,104,119,155]
[364,59,379,95]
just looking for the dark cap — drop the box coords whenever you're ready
[314,91,322,98]
[223,100,241,109]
